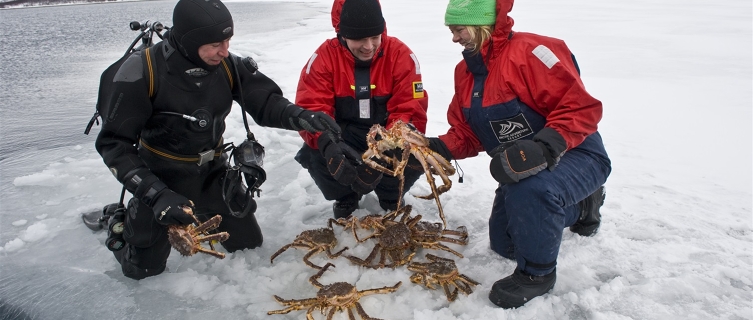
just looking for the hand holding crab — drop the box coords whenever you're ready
[166,204,230,259]
[362,120,455,227]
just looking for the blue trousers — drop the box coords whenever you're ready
[489,133,611,276]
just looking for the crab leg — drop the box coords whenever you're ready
[302,247,326,269]
[194,232,229,244]
[194,246,226,259]
[410,152,448,227]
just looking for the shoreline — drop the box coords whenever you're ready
[0,0,142,10]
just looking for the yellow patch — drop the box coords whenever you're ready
[412,81,424,99]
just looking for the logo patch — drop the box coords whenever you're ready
[185,68,209,77]
[413,81,424,99]
[489,113,534,143]
[222,27,232,35]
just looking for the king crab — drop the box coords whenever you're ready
[407,254,480,302]
[344,205,466,268]
[267,262,402,320]
[361,120,455,227]
[166,206,229,259]
[411,220,468,258]
[270,227,348,269]
[328,214,387,243]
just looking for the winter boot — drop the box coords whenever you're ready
[570,186,606,237]
[378,198,404,212]
[489,268,556,309]
[333,193,360,219]
[81,203,121,231]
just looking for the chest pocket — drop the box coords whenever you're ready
[463,97,547,154]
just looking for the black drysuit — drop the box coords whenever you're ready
[96,39,302,279]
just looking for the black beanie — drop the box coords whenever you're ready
[171,0,234,70]
[339,0,385,39]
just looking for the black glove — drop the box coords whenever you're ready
[351,165,383,194]
[489,127,567,184]
[151,189,196,226]
[408,137,453,170]
[318,133,360,186]
[296,110,341,134]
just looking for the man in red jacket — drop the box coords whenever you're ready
[294,0,428,218]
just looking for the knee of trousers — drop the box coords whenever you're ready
[216,212,264,253]
[489,209,515,260]
[504,177,562,220]
[114,242,169,280]
[122,198,166,248]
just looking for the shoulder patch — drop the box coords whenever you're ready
[532,45,559,69]
[412,81,424,99]
[113,51,144,83]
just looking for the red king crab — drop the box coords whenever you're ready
[411,220,468,258]
[166,205,230,259]
[328,214,387,243]
[407,254,480,302]
[270,227,348,269]
[361,120,455,227]
[344,205,466,269]
[268,262,402,320]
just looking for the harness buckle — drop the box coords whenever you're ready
[197,149,215,166]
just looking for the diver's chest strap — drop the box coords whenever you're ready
[139,139,224,166]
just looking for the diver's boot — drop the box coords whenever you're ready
[81,204,119,231]
[570,186,606,237]
[489,268,556,309]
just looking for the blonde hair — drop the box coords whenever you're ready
[465,25,493,55]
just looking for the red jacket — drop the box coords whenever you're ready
[439,0,603,160]
[296,0,428,150]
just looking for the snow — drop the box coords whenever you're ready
[1,0,751,319]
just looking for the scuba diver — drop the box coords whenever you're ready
[82,0,350,280]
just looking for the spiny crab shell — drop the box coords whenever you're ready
[166,206,229,259]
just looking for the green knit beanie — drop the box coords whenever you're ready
[445,0,497,26]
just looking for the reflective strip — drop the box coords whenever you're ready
[532,45,559,69]
[410,53,421,75]
[221,59,233,90]
[145,48,154,97]
[305,53,318,74]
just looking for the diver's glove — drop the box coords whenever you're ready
[291,108,341,135]
[122,168,195,225]
[318,132,360,186]
[150,189,195,226]
[489,127,567,184]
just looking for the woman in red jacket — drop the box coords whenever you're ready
[428,0,612,308]
[294,0,428,218]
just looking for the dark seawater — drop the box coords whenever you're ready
[0,0,316,205]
